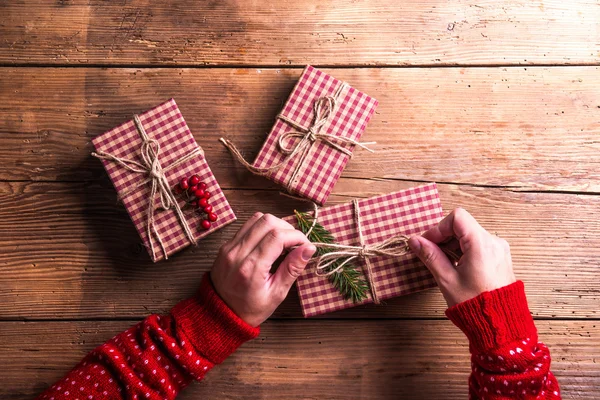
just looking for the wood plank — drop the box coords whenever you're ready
[1,319,597,399]
[2,0,599,66]
[2,67,600,191]
[1,180,598,320]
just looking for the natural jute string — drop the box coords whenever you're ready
[220,82,376,192]
[303,200,462,304]
[307,199,411,304]
[92,115,202,260]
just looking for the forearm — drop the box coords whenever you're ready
[447,281,560,399]
[37,274,259,400]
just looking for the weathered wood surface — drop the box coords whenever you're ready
[1,180,598,320]
[2,67,600,190]
[3,0,600,397]
[1,320,598,399]
[2,0,599,66]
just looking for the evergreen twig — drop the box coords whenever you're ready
[294,210,368,303]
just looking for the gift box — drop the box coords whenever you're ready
[221,65,378,205]
[284,183,443,317]
[92,99,236,262]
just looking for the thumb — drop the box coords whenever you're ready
[408,235,457,284]
[271,243,316,296]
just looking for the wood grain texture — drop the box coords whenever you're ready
[1,180,598,320]
[1,67,600,190]
[2,0,599,66]
[1,319,598,399]
[3,0,600,396]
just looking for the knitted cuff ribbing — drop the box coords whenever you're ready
[445,281,537,354]
[171,274,260,364]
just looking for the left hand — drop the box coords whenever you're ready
[211,212,316,327]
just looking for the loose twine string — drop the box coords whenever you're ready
[92,115,202,260]
[301,199,462,305]
[219,82,376,192]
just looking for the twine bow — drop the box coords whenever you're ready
[92,115,202,261]
[219,81,376,192]
[307,199,410,304]
[304,199,462,305]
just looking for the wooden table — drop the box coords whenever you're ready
[1,1,599,398]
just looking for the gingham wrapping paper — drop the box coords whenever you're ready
[252,66,378,205]
[284,183,443,317]
[92,99,236,262]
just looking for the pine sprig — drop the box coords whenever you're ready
[294,210,368,303]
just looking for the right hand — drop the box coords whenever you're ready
[210,212,316,327]
[408,208,516,307]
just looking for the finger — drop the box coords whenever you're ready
[236,214,296,257]
[408,235,457,286]
[248,228,312,271]
[270,243,316,297]
[230,212,264,245]
[423,207,484,245]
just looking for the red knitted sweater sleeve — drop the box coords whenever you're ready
[446,281,561,399]
[36,274,259,400]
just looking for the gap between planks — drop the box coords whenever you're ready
[2,63,600,69]
[1,177,599,197]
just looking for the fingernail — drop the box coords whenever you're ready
[302,245,316,261]
[408,236,421,253]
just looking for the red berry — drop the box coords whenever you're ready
[194,189,205,198]
[203,205,213,213]
[200,219,211,230]
[179,178,189,190]
[189,184,198,193]
[189,175,200,186]
[198,182,207,191]
[198,198,209,208]
[204,191,211,199]
[208,212,218,222]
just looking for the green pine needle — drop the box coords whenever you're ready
[294,210,368,303]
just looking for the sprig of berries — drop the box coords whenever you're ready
[174,174,218,230]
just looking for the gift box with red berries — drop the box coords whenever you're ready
[283,183,443,317]
[223,65,378,205]
[92,99,236,262]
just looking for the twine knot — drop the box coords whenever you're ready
[139,139,171,210]
[358,245,368,258]
[148,157,163,180]
[150,163,162,180]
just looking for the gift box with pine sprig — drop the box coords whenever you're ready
[283,183,445,317]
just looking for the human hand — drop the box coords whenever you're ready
[408,208,516,307]
[210,212,316,327]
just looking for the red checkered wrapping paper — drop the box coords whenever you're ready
[252,65,378,205]
[92,99,236,262]
[284,183,443,317]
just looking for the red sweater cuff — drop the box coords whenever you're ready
[445,281,538,354]
[171,274,260,364]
